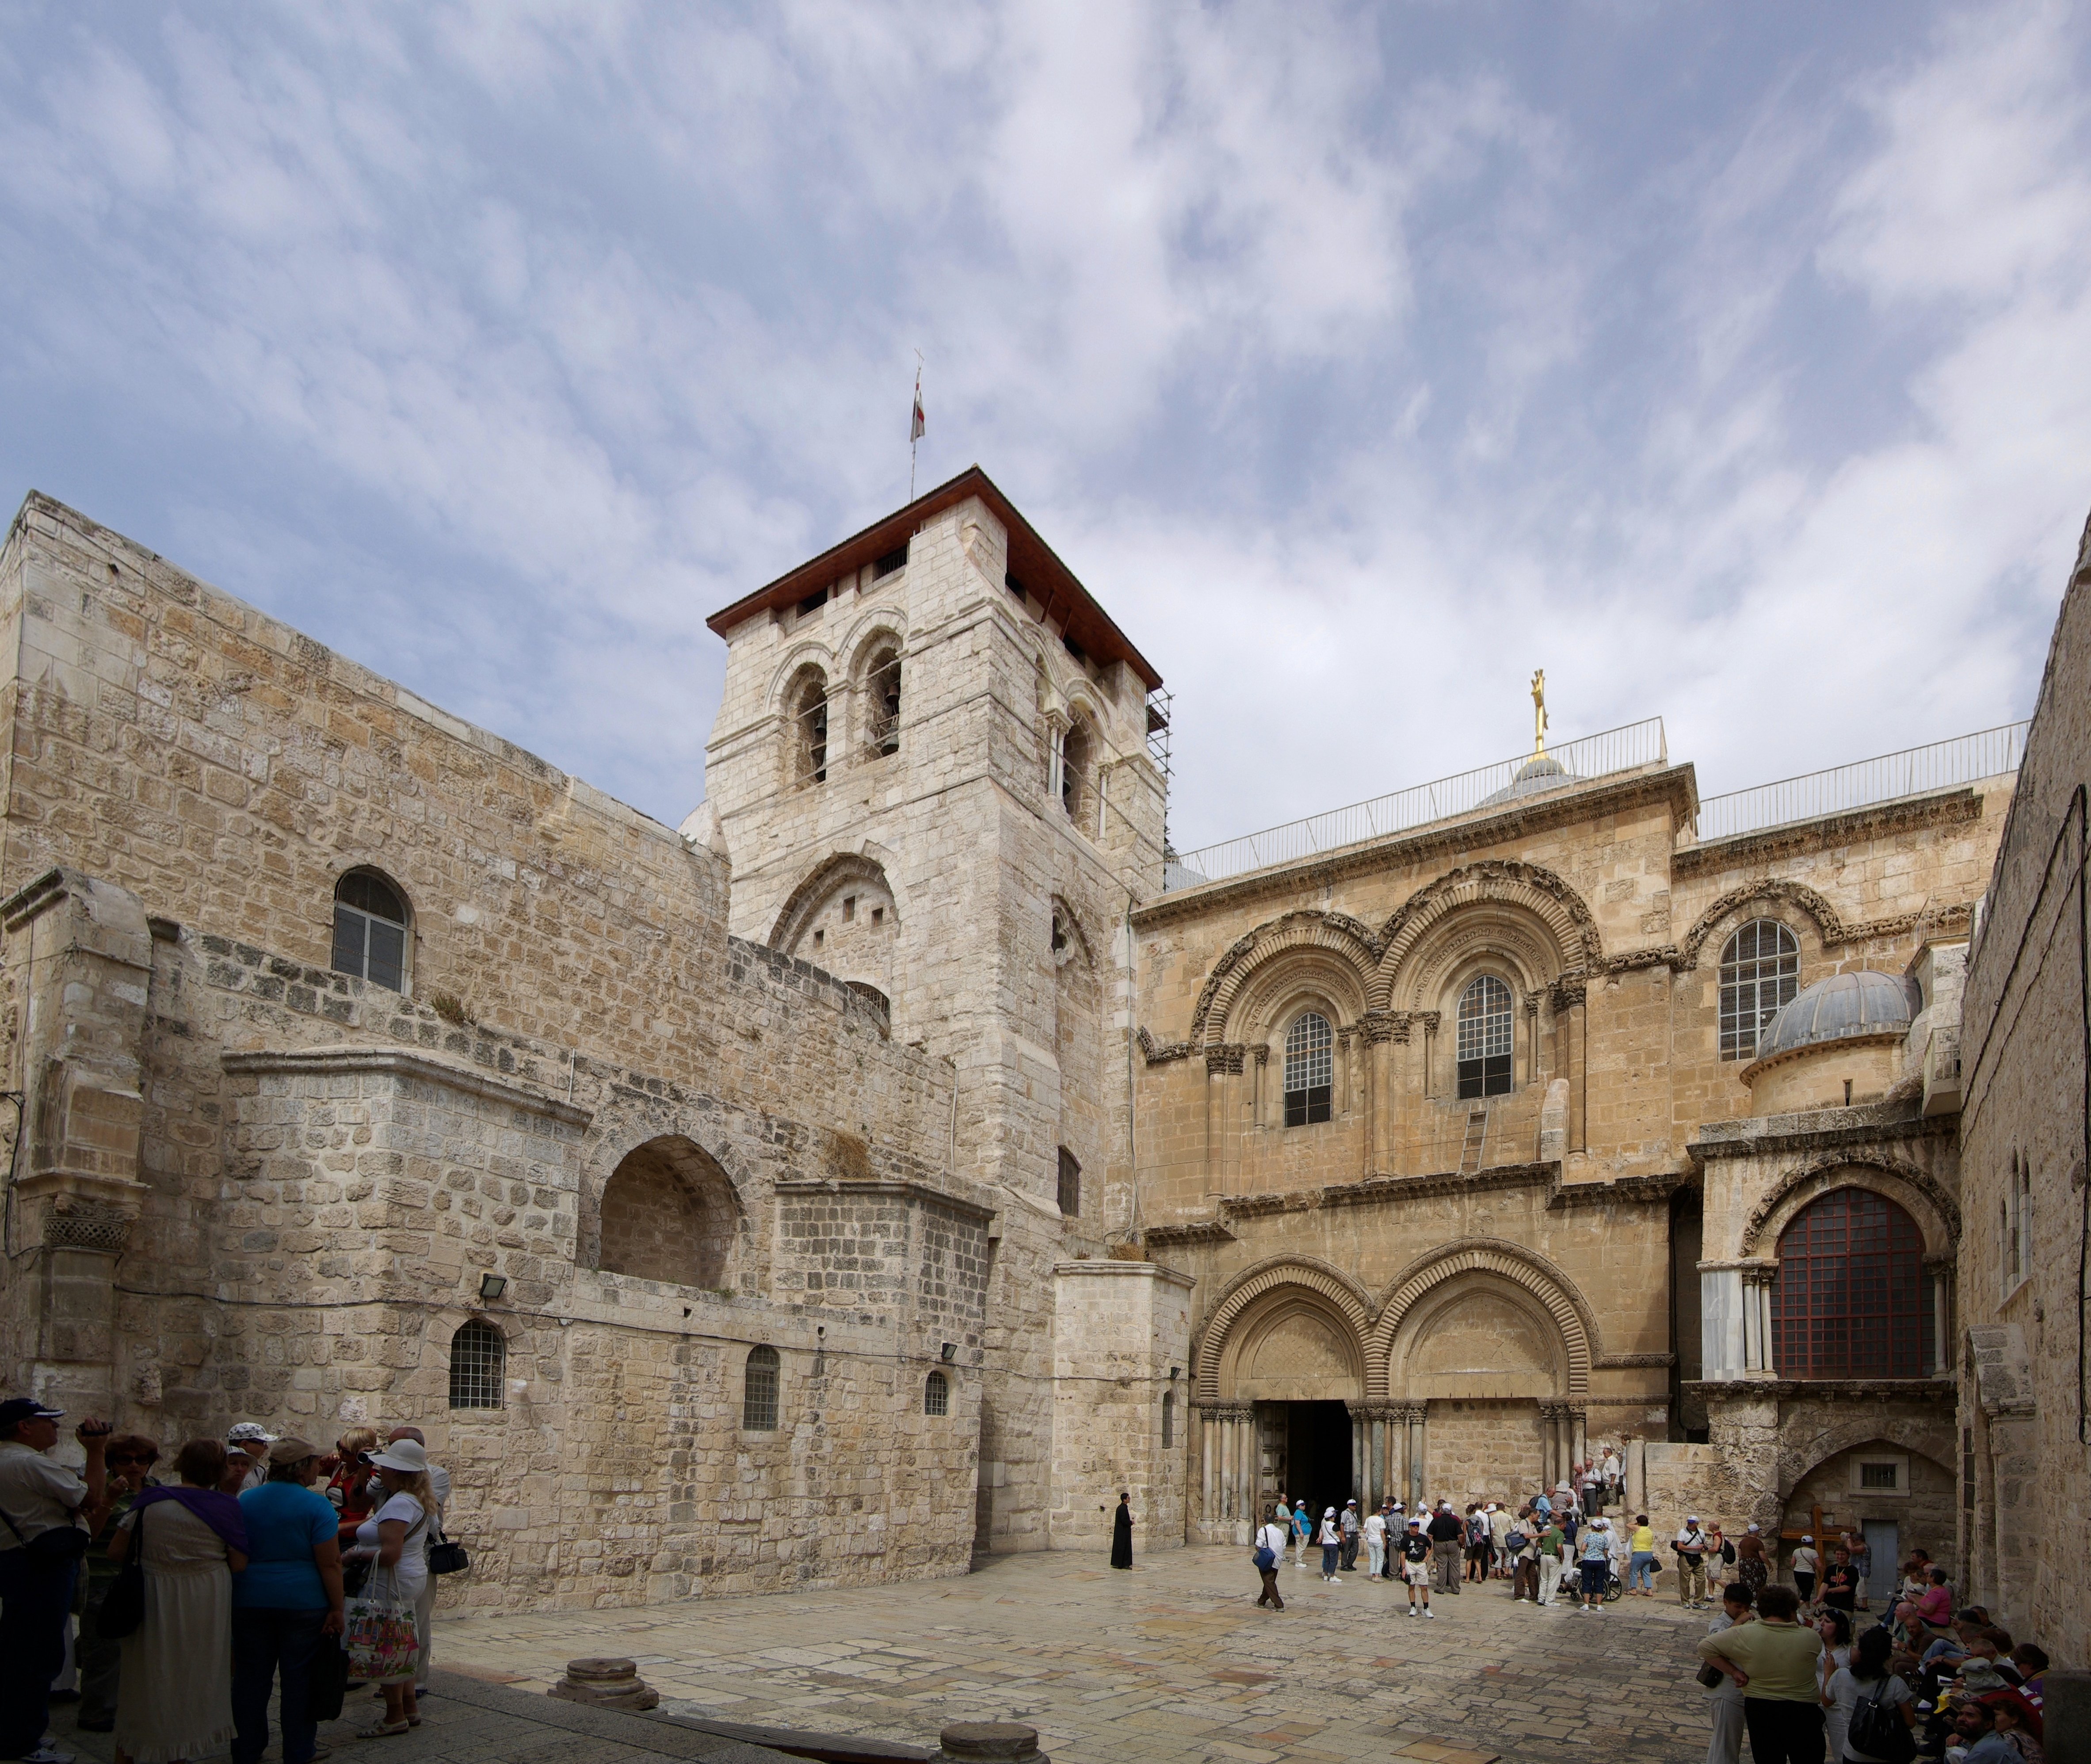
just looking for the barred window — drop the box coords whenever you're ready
[789,670,829,785]
[1283,1012,1333,1126]
[924,1370,949,1416]
[867,647,902,758]
[1719,919,1799,1060]
[1057,1146,1081,1218]
[1455,975,1513,1100]
[1161,1389,1174,1448]
[448,1318,505,1410]
[1771,1187,1930,1378]
[332,871,408,993]
[743,1344,780,1431]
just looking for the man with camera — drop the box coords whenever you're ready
[0,1398,113,1764]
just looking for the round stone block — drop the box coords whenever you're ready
[935,1722,1044,1763]
[565,1657,638,1682]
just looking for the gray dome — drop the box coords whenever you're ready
[1755,970,1918,1061]
[1479,753,1576,807]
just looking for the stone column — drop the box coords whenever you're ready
[1369,1413,1386,1509]
[1204,1404,1221,1530]
[1740,1265,1778,1375]
[1407,1405,1427,1506]
[1570,1409,1587,1475]
[1217,1407,1235,1525]
[1928,1258,1954,1376]
[1350,1409,1365,1501]
[1539,1403,1559,1485]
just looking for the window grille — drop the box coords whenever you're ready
[1161,1390,1174,1448]
[743,1344,780,1430]
[1283,1012,1333,1126]
[332,871,408,993]
[1859,1462,1898,1489]
[1771,1187,1929,1378]
[874,542,908,579]
[1718,919,1799,1060]
[923,1370,949,1417]
[1455,975,1513,1099]
[1057,1147,1081,1218]
[448,1319,505,1409]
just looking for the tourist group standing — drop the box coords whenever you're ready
[0,1397,456,1764]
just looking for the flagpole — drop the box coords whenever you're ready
[909,350,924,500]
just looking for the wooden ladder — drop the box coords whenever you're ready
[1458,1106,1488,1175]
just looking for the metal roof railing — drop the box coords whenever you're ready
[1692,722,2029,844]
[1162,717,1669,892]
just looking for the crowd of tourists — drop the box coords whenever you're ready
[0,1396,456,1764]
[1697,1549,2051,1764]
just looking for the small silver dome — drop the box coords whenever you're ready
[1480,753,1576,807]
[1755,970,1918,1061]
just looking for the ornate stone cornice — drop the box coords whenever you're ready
[1687,1378,1957,1403]
[1133,766,1695,929]
[1142,1219,1237,1248]
[1205,1043,1248,1076]
[1137,1027,1196,1065]
[1689,1111,1952,1165]
[1672,790,1986,879]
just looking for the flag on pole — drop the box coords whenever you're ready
[910,377,925,442]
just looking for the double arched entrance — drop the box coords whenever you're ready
[1192,1245,1594,1538]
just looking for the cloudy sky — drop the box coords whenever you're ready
[2,2,2087,855]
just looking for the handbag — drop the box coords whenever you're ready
[306,1634,350,1722]
[1696,1662,1727,1690]
[0,1502,90,1566]
[427,1525,468,1576]
[92,1506,147,1639]
[1847,1684,1915,1763]
[1252,1545,1277,1571]
[340,1554,372,1598]
[343,1574,421,1686]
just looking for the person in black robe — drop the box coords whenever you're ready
[1110,1493,1133,1569]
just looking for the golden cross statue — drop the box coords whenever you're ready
[1530,669,1548,756]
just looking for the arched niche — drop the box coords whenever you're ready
[1190,910,1381,1047]
[589,1135,740,1289]
[1217,1284,1366,1404]
[1388,1274,1568,1401]
[766,854,901,1009]
[1372,861,1599,1011]
[1741,1155,1960,1258]
[1369,1239,1595,1400]
[1194,1257,1371,1402]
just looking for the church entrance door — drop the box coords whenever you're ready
[1282,1401,1354,1529]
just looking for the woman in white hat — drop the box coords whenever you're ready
[343,1440,435,1738]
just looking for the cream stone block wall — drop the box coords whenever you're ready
[1048,1260,1192,1554]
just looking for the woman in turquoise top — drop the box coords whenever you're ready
[230,1439,344,1764]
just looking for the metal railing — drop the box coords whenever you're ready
[1692,723,2029,843]
[1162,718,1668,891]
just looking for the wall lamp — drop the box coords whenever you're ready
[940,1342,957,1363]
[478,1273,507,1302]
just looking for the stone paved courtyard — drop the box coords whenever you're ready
[433,1546,1724,1764]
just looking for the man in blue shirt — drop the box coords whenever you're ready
[231,1439,344,1764]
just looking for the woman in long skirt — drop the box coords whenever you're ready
[111,1438,249,1764]
[1110,1493,1133,1569]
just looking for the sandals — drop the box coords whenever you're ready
[356,1722,411,1739]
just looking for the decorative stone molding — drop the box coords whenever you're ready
[1549,979,1586,1010]
[1204,1044,1248,1076]
[1690,1110,1953,1163]
[1141,1219,1236,1248]
[1194,1256,1373,1401]
[1188,909,1382,1045]
[1366,1237,1599,1399]
[765,851,902,955]
[1372,860,1603,1009]
[1593,1352,1676,1369]
[1738,1151,1962,1256]
[1136,1028,1195,1065]
[1360,1010,1405,1045]
[38,1200,134,1254]
[1674,794,1987,877]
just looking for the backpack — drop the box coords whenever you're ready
[1846,1682,1914,1763]
[1505,1529,1529,1552]
[1253,1544,1277,1571]
[1721,1539,1736,1564]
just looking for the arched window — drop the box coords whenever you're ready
[1283,1011,1333,1126]
[1057,1146,1081,1218]
[788,669,829,785]
[1772,1187,1931,1378]
[1161,1389,1174,1448]
[742,1344,780,1430]
[866,646,902,758]
[923,1370,949,1417]
[1456,975,1514,1099]
[1719,919,1799,1060]
[448,1318,505,1409]
[332,871,408,992]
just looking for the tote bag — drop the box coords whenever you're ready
[344,1567,421,1686]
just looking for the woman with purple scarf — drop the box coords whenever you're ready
[108,1438,249,1764]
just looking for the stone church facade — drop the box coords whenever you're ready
[0,472,2038,1612]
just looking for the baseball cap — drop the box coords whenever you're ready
[0,1397,63,1429]
[267,1436,320,1463]
[226,1422,277,1444]
[1801,1534,1813,1543]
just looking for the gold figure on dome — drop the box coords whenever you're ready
[1530,669,1548,757]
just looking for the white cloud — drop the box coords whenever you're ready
[0,0,2083,854]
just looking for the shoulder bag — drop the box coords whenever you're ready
[1847,1683,1915,1763]
[427,1522,468,1577]
[0,1501,90,1566]
[92,1506,146,1639]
